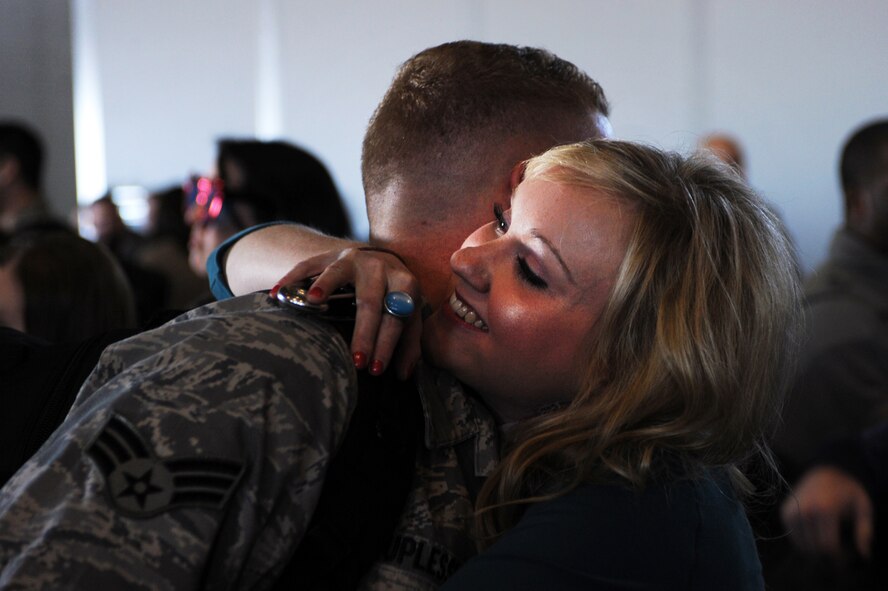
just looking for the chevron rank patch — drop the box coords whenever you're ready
[87,414,245,518]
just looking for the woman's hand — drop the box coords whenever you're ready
[273,247,423,380]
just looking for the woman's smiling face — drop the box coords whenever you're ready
[422,176,637,423]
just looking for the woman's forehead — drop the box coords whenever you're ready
[512,177,630,216]
[512,178,637,277]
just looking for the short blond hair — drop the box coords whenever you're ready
[478,139,802,539]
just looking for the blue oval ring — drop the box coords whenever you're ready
[383,291,415,319]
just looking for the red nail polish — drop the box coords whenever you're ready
[308,286,324,300]
[353,351,367,369]
[370,359,384,375]
[270,283,282,298]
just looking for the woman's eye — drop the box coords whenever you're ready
[517,256,548,289]
[493,204,509,235]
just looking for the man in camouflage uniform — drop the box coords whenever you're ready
[2,294,353,588]
[0,41,610,589]
[0,292,499,589]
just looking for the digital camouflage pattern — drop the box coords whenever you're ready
[0,292,500,590]
[361,364,499,589]
[0,293,355,589]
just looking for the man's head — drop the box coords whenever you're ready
[0,121,44,201]
[361,40,611,305]
[840,118,888,254]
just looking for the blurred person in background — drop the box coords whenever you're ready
[699,131,800,272]
[89,194,167,323]
[0,228,137,486]
[762,117,888,591]
[0,229,136,343]
[781,423,887,567]
[773,117,888,483]
[186,139,352,283]
[0,121,67,235]
[146,185,190,251]
[700,132,747,179]
[90,194,145,262]
[137,185,207,309]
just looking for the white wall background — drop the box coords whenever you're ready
[1,0,75,222]
[3,0,887,272]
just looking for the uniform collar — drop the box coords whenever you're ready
[415,363,499,477]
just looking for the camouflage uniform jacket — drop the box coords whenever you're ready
[0,293,499,590]
[358,364,498,590]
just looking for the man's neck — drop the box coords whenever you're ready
[368,230,452,310]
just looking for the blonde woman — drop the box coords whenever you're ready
[241,138,801,587]
[433,140,801,588]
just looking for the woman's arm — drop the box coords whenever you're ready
[210,222,422,379]
[221,223,360,297]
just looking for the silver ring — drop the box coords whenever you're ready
[383,291,415,319]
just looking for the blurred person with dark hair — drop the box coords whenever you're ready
[0,121,66,234]
[0,229,136,343]
[186,140,351,279]
[137,185,207,309]
[146,185,190,250]
[0,229,139,486]
[764,117,888,590]
[773,117,888,480]
[90,195,145,262]
[90,194,167,323]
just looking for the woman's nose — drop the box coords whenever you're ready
[450,243,492,292]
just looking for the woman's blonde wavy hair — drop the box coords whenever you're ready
[475,139,803,541]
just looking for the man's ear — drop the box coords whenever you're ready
[508,161,526,192]
[594,114,614,139]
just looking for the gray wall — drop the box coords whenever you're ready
[2,0,887,271]
[1,0,75,222]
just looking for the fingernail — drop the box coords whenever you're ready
[308,286,324,300]
[397,360,416,382]
[270,283,282,298]
[353,351,368,369]
[370,359,384,376]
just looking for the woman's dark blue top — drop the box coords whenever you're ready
[442,471,763,590]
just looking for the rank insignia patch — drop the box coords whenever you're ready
[87,414,245,518]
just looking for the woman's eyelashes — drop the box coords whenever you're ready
[493,204,547,289]
[516,256,548,289]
